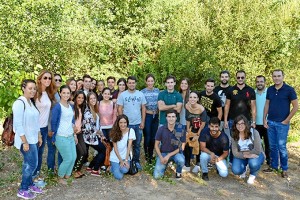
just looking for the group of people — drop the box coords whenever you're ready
[12,69,298,199]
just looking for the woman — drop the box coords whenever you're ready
[99,87,117,140]
[76,79,83,91]
[82,92,107,176]
[179,78,190,127]
[231,115,265,184]
[184,91,207,173]
[109,115,136,180]
[97,80,105,102]
[141,74,160,163]
[66,78,77,104]
[112,78,127,102]
[34,70,56,181]
[73,91,87,178]
[90,78,97,93]
[13,79,43,199]
[51,85,77,184]
[54,73,62,102]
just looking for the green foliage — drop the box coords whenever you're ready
[0,0,299,118]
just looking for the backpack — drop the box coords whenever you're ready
[1,99,25,146]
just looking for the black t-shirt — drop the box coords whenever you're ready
[185,109,207,133]
[200,127,229,156]
[199,91,222,120]
[226,84,256,121]
[214,85,231,121]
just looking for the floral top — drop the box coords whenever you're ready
[82,106,100,145]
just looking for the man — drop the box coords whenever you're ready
[224,70,256,129]
[107,76,118,98]
[263,69,298,178]
[117,76,146,170]
[214,70,231,136]
[199,78,222,122]
[153,109,186,179]
[158,75,183,126]
[200,117,229,181]
[82,74,92,96]
[255,75,270,166]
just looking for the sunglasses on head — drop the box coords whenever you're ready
[55,79,62,82]
[237,76,245,80]
[43,76,52,80]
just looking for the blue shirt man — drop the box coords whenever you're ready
[255,75,270,165]
[117,76,146,169]
[263,70,298,178]
[153,109,186,179]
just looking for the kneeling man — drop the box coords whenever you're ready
[153,109,186,179]
[200,117,229,180]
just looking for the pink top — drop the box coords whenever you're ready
[74,109,82,134]
[99,101,117,128]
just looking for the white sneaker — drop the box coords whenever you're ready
[247,175,256,184]
[192,165,200,174]
[182,166,190,173]
[239,171,246,178]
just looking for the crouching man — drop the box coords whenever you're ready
[153,109,186,179]
[200,117,229,180]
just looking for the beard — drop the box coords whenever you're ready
[221,80,228,85]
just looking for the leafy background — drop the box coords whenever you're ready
[0,0,299,128]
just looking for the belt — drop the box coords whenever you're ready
[146,110,157,115]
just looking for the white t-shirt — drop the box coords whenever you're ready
[36,91,51,128]
[110,128,136,163]
[57,103,74,137]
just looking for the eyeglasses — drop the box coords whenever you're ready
[55,79,62,82]
[237,76,245,80]
[43,77,52,80]
[236,122,245,126]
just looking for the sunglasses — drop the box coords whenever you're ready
[55,79,62,82]
[237,76,245,80]
[43,77,52,80]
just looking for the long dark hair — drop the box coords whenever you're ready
[74,90,86,121]
[109,114,129,143]
[232,115,252,141]
[179,77,190,104]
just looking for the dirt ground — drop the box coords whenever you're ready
[0,141,299,200]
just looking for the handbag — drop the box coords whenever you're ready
[102,140,112,166]
[1,115,15,146]
[1,99,25,146]
[126,129,138,175]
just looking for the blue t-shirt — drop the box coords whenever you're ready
[158,90,183,124]
[255,88,267,125]
[117,90,147,125]
[141,88,160,112]
[266,83,297,122]
[155,124,186,153]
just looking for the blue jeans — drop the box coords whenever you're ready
[110,161,129,180]
[267,120,290,171]
[143,114,159,162]
[34,126,48,176]
[20,143,38,191]
[232,152,265,176]
[128,124,142,163]
[47,135,62,172]
[55,135,77,177]
[153,152,185,179]
[200,152,228,177]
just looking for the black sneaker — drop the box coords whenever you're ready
[263,167,275,173]
[202,173,209,181]
[176,173,182,180]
